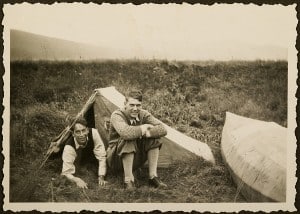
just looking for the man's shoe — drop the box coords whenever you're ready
[148,177,167,188]
[124,181,135,190]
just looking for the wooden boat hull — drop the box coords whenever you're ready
[221,112,286,202]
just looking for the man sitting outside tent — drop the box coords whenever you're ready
[107,89,168,189]
[61,117,107,189]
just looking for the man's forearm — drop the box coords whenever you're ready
[148,124,167,138]
[63,173,79,182]
[98,159,107,176]
[143,112,167,138]
[92,128,107,176]
[63,173,88,189]
[111,113,143,140]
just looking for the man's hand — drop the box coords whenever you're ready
[141,124,154,137]
[98,175,107,186]
[47,142,60,155]
[73,177,88,189]
[145,129,151,138]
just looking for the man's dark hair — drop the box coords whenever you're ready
[125,89,143,102]
[70,116,88,131]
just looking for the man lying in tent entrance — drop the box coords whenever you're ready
[60,117,107,189]
[107,89,168,189]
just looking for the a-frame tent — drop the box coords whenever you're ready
[48,86,215,167]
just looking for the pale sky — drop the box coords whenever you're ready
[3,3,297,60]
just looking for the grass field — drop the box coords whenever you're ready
[9,59,287,203]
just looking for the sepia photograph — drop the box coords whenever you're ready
[2,2,297,212]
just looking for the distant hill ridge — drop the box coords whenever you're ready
[10,29,287,61]
[10,29,113,61]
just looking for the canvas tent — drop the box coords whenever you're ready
[221,112,287,202]
[47,86,215,167]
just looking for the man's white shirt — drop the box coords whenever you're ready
[61,128,106,180]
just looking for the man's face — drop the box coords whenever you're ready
[73,123,89,145]
[124,97,142,118]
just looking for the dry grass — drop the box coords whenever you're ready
[9,59,287,202]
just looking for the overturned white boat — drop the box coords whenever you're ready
[221,112,286,202]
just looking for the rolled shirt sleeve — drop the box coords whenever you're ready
[61,145,77,179]
[92,128,107,176]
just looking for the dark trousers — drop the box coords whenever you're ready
[106,138,162,174]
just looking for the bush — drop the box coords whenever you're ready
[10,104,67,160]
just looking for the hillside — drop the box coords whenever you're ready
[10,29,114,61]
[9,59,287,203]
[10,29,287,61]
